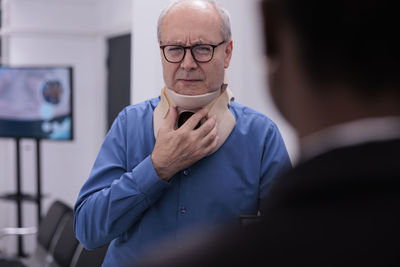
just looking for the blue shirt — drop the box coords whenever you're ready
[74,97,291,266]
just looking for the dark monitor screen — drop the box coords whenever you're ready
[0,66,73,140]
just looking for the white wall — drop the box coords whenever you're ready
[132,0,299,161]
[0,0,132,255]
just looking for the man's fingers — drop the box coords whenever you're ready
[196,115,217,137]
[180,108,208,131]
[200,127,219,156]
[206,135,219,155]
[164,107,178,130]
[202,124,218,147]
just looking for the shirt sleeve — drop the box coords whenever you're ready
[73,109,170,249]
[259,122,292,209]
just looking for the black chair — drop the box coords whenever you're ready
[70,243,109,267]
[0,200,108,267]
[41,210,78,267]
[0,200,71,267]
[45,209,108,267]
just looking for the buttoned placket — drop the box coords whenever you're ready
[178,168,190,217]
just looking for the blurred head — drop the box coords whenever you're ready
[262,0,400,134]
[158,0,233,95]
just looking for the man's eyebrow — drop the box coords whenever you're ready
[160,39,209,46]
[160,40,185,46]
[162,43,184,46]
[163,43,212,47]
[191,40,209,45]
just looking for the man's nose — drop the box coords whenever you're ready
[180,49,198,70]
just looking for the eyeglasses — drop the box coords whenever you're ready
[160,41,226,63]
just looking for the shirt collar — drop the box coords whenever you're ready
[300,116,400,162]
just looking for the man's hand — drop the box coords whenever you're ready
[151,107,218,181]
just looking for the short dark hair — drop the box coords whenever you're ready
[264,0,400,94]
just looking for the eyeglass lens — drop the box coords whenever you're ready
[164,44,214,63]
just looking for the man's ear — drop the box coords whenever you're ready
[262,0,279,58]
[224,40,233,69]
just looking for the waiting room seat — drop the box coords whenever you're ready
[0,200,71,267]
[0,200,108,267]
[70,243,108,267]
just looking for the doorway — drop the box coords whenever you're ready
[107,34,131,130]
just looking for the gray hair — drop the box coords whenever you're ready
[157,0,232,43]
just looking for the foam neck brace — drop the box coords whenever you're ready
[153,84,236,154]
[165,87,221,113]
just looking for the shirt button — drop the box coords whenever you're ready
[180,206,187,214]
[183,169,190,176]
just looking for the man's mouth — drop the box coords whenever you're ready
[178,79,202,84]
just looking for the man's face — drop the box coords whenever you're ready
[159,1,233,96]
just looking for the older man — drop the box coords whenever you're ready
[73,0,290,266]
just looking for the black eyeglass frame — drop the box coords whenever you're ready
[160,40,226,63]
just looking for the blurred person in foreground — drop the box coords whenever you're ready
[139,0,400,266]
[73,0,291,266]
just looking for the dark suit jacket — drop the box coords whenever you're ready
[141,139,400,266]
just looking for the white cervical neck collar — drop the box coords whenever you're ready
[153,84,236,154]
